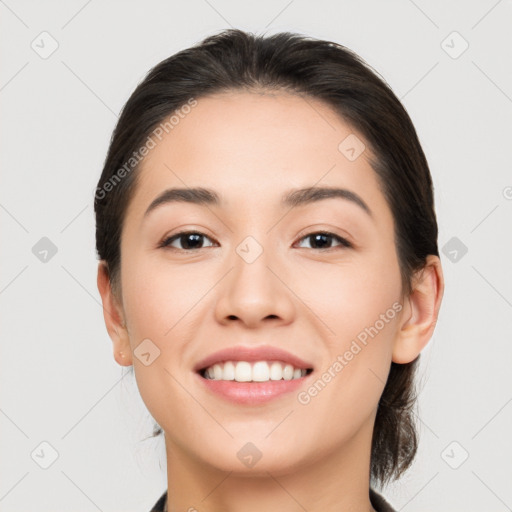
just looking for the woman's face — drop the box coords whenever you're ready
[116,91,407,475]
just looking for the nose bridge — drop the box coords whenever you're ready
[231,232,277,298]
[214,231,295,326]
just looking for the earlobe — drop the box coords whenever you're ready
[97,261,133,366]
[114,349,130,366]
[392,255,444,364]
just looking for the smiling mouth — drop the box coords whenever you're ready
[199,360,314,382]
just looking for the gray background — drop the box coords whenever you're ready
[1,1,511,511]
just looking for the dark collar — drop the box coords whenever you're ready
[150,488,395,511]
[370,487,396,511]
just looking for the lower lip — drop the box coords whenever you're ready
[196,373,310,404]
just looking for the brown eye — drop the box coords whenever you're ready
[296,232,352,250]
[160,231,216,251]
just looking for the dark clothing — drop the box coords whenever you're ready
[150,487,395,511]
[370,487,396,511]
[149,491,166,512]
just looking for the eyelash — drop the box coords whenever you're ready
[158,230,353,252]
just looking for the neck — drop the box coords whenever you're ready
[163,415,377,512]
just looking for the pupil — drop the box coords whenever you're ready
[312,234,330,248]
[183,233,202,249]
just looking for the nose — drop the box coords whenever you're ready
[214,243,296,329]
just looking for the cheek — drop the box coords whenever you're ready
[119,254,205,425]
[121,252,209,341]
[295,246,402,342]
[292,249,401,414]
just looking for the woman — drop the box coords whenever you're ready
[95,29,444,512]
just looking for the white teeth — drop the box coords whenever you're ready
[223,361,235,380]
[234,361,252,382]
[252,361,270,382]
[213,364,223,380]
[202,361,308,382]
[269,361,282,380]
[282,364,294,380]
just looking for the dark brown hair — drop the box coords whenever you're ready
[95,29,439,488]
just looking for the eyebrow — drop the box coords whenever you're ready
[144,186,372,218]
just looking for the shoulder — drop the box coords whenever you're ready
[370,487,396,512]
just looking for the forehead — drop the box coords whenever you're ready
[126,91,392,224]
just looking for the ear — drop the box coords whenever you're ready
[96,261,133,366]
[392,255,444,364]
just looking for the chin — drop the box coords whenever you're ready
[185,436,312,477]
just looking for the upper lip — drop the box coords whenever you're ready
[193,345,314,372]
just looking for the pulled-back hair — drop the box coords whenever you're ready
[95,29,439,488]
